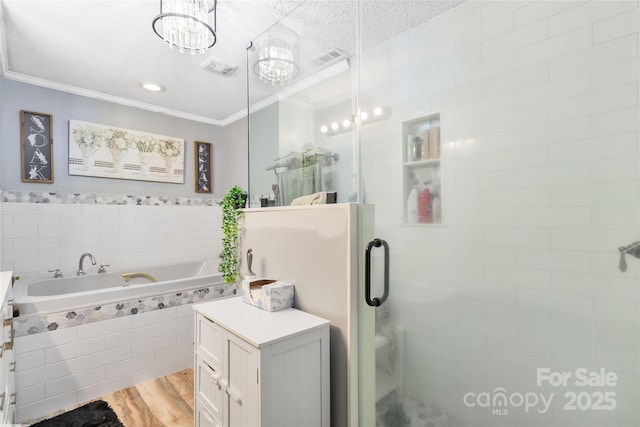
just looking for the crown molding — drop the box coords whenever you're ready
[2,59,351,129]
[2,71,223,126]
[220,108,248,127]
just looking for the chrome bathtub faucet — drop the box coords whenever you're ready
[77,253,97,276]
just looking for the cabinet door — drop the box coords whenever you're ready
[196,314,223,370]
[196,400,222,427]
[196,356,223,424]
[223,333,259,427]
[0,344,5,424]
[0,349,15,425]
[0,296,14,425]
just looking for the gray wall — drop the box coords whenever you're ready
[0,77,3,189]
[1,79,229,198]
[248,103,279,206]
[0,77,3,270]
[220,114,249,196]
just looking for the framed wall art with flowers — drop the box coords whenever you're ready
[21,110,54,183]
[195,141,213,193]
[68,120,185,184]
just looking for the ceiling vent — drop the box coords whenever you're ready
[200,56,238,76]
[311,48,347,66]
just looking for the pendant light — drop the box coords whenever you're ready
[152,0,217,54]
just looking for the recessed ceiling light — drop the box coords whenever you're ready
[141,82,165,92]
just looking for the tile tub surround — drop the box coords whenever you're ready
[1,190,223,279]
[12,292,234,423]
[13,283,236,337]
[2,190,215,206]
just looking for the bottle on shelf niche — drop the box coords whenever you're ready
[418,187,432,224]
[421,125,430,160]
[428,126,440,159]
[406,188,418,224]
[406,134,415,162]
[432,196,441,223]
[411,137,423,162]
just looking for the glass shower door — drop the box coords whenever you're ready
[357,1,640,426]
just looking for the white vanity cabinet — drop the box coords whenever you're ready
[193,297,330,427]
[0,272,15,425]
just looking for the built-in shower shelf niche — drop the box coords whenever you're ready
[402,112,442,225]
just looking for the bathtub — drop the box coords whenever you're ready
[12,258,236,422]
[12,258,236,336]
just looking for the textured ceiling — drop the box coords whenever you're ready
[0,0,461,124]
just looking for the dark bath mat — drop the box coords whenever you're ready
[30,400,124,427]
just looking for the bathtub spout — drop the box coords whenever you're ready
[77,253,97,276]
[121,272,158,283]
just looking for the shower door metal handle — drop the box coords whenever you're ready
[365,238,389,307]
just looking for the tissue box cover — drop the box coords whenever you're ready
[241,278,295,312]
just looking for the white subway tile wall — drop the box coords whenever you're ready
[14,304,195,422]
[1,202,222,280]
[360,0,639,425]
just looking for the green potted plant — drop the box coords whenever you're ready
[220,185,247,284]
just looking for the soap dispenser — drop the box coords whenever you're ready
[246,248,256,277]
[242,249,257,297]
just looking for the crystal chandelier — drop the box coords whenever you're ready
[152,0,217,54]
[253,29,300,86]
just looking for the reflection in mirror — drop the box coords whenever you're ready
[253,24,300,87]
[246,1,357,207]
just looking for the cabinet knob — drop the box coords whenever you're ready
[3,301,12,318]
[210,372,220,386]
[4,321,14,351]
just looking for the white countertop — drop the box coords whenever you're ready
[0,271,12,303]
[193,296,330,348]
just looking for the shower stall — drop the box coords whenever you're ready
[247,1,640,426]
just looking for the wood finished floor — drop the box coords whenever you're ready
[102,368,194,427]
[26,369,195,427]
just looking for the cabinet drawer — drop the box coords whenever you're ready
[196,356,223,422]
[196,400,221,427]
[196,314,223,369]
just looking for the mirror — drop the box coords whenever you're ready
[246,1,357,207]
